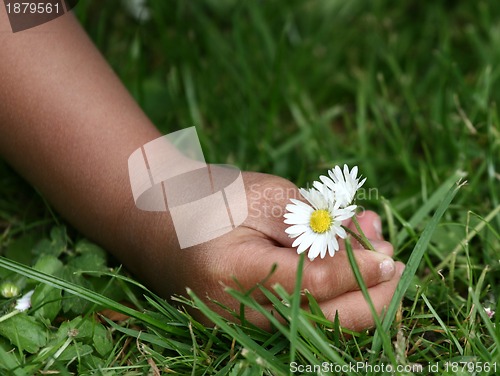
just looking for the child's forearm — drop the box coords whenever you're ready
[0,8,176,281]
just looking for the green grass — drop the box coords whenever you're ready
[1,0,499,374]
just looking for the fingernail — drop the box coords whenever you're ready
[373,217,383,240]
[379,258,395,281]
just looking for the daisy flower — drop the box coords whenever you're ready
[485,307,495,319]
[284,186,356,261]
[0,289,35,324]
[319,164,366,207]
[14,290,34,312]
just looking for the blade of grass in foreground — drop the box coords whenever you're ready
[421,294,464,355]
[344,238,396,366]
[0,344,25,376]
[368,176,465,369]
[0,257,187,337]
[227,287,326,368]
[289,252,304,366]
[469,287,500,361]
[234,283,351,369]
[187,288,289,376]
[428,206,500,276]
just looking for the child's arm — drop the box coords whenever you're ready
[0,9,403,330]
[0,9,170,284]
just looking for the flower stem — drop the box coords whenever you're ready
[0,309,20,323]
[342,216,376,252]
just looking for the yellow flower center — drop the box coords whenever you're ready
[309,209,332,234]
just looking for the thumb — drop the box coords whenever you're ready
[243,172,300,247]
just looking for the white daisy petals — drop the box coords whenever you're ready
[324,164,366,207]
[15,290,34,312]
[284,165,365,261]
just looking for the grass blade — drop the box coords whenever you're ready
[468,287,500,361]
[289,252,304,366]
[396,170,466,247]
[345,238,396,368]
[421,294,463,355]
[370,176,465,362]
[186,288,288,375]
[0,256,186,336]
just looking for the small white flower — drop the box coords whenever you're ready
[319,164,366,207]
[485,307,495,319]
[284,187,356,261]
[14,290,34,312]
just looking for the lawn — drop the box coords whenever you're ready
[0,0,499,374]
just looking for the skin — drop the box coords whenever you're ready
[0,9,404,331]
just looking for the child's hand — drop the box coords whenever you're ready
[155,171,404,331]
[0,9,403,331]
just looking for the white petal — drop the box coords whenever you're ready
[335,225,347,239]
[289,199,312,209]
[319,175,336,191]
[343,204,357,212]
[301,188,324,209]
[334,165,344,183]
[285,213,313,224]
[15,290,34,312]
[318,236,329,259]
[284,213,310,224]
[285,206,313,217]
[312,180,324,191]
[335,210,356,221]
[296,232,317,254]
[292,231,309,248]
[328,236,339,256]
[358,177,367,188]
[344,164,351,178]
[344,165,358,180]
[307,235,324,260]
[298,188,315,205]
[285,224,308,236]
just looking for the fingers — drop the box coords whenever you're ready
[226,262,405,332]
[348,210,384,240]
[226,230,396,303]
[299,246,396,301]
[339,211,391,255]
[363,240,394,257]
[320,261,405,331]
